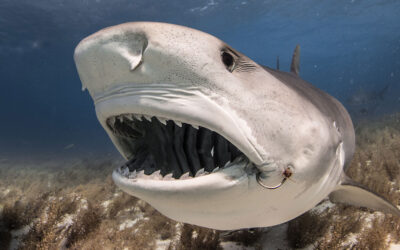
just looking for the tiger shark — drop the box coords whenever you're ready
[74,22,400,230]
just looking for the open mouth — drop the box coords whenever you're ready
[107,114,247,180]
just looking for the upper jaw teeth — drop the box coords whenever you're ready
[125,114,134,121]
[156,117,167,125]
[143,115,152,122]
[107,113,198,130]
[134,114,142,121]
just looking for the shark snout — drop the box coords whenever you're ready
[74,22,227,100]
[74,28,151,97]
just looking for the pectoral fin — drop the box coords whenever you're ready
[329,174,400,217]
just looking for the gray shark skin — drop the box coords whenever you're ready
[74,22,400,230]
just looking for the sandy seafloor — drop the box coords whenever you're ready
[1,114,400,250]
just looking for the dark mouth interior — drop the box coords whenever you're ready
[107,114,245,179]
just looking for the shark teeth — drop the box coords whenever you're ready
[143,115,152,122]
[121,164,225,181]
[120,160,247,181]
[152,170,161,176]
[156,117,167,125]
[195,168,205,177]
[125,169,218,180]
[163,173,174,180]
[120,159,250,181]
[121,166,129,176]
[110,113,197,131]
[180,172,191,179]
[109,117,116,127]
[224,161,231,168]
[150,170,162,180]
[137,170,146,178]
[125,114,134,121]
[129,170,137,179]
[110,112,246,181]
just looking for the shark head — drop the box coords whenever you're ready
[74,22,400,230]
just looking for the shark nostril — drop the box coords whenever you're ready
[106,32,149,72]
[122,46,144,71]
[129,37,148,71]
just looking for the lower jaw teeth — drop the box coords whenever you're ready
[119,156,246,181]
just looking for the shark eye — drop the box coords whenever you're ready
[221,51,235,72]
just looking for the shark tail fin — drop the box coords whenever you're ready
[329,174,400,217]
[276,56,280,70]
[290,45,300,75]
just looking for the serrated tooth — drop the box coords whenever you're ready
[224,161,231,168]
[118,116,124,122]
[164,173,173,180]
[149,170,162,180]
[234,156,244,163]
[153,175,162,180]
[129,170,137,179]
[157,117,167,125]
[151,170,161,176]
[143,115,152,122]
[134,114,142,121]
[174,121,182,127]
[109,117,116,127]
[137,170,146,178]
[195,168,205,177]
[211,146,214,157]
[212,167,219,173]
[125,114,133,121]
[180,172,191,179]
[192,124,199,129]
[121,166,129,176]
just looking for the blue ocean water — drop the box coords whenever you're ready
[0,0,399,157]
